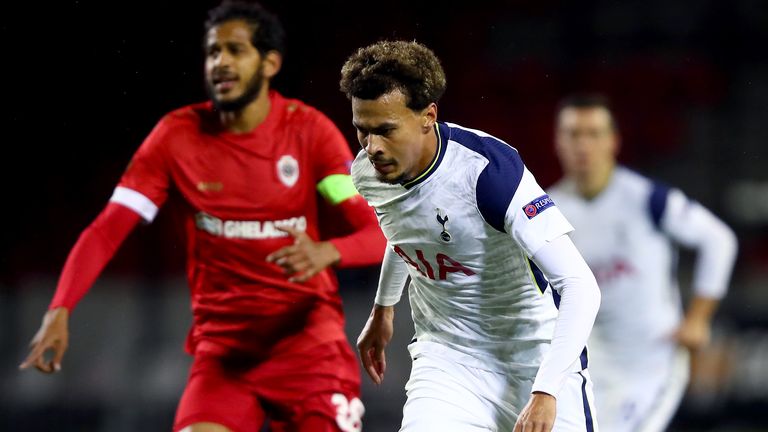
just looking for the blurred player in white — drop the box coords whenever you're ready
[340,40,602,432]
[549,94,738,432]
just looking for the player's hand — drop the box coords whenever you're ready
[673,316,711,351]
[514,392,556,432]
[266,226,341,283]
[357,305,394,385]
[20,307,70,373]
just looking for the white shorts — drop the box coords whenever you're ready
[399,345,598,432]
[589,345,689,432]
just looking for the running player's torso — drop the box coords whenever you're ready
[549,167,682,356]
[353,122,563,376]
[120,91,351,355]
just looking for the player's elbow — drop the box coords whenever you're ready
[576,267,602,318]
[581,263,601,299]
[721,225,739,258]
[587,276,601,315]
[706,220,739,261]
[593,280,602,313]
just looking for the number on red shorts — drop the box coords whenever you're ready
[331,393,364,432]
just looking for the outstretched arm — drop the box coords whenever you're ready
[20,202,142,373]
[515,234,601,432]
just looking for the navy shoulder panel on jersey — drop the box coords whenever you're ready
[448,124,525,232]
[648,180,670,230]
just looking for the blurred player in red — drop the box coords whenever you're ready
[19,2,385,431]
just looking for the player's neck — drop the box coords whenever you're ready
[575,163,615,200]
[413,126,439,177]
[218,86,271,133]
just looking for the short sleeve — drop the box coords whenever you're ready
[660,186,724,248]
[112,116,173,222]
[310,111,358,205]
[504,168,574,257]
[454,125,572,255]
[310,111,354,179]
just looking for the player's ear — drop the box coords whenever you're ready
[421,103,438,132]
[262,50,282,80]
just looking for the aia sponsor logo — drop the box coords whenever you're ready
[393,246,475,281]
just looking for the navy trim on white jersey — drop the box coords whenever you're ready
[579,371,595,432]
[546,269,590,371]
[551,287,590,370]
[447,124,525,232]
[649,181,670,229]
[530,258,590,371]
[402,123,449,189]
[528,258,549,294]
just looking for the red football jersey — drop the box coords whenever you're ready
[112,91,354,357]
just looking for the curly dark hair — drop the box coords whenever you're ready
[205,1,285,56]
[339,40,446,111]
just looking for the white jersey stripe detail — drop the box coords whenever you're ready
[110,186,159,222]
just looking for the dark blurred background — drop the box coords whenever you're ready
[2,0,767,430]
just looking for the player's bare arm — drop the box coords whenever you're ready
[356,304,393,385]
[267,225,341,283]
[674,296,719,351]
[20,307,70,373]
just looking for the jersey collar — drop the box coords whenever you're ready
[401,122,450,189]
[210,90,286,157]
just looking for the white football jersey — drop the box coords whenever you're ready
[549,166,686,361]
[352,122,579,377]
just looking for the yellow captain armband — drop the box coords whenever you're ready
[317,174,359,205]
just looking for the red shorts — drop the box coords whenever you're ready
[173,340,363,432]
